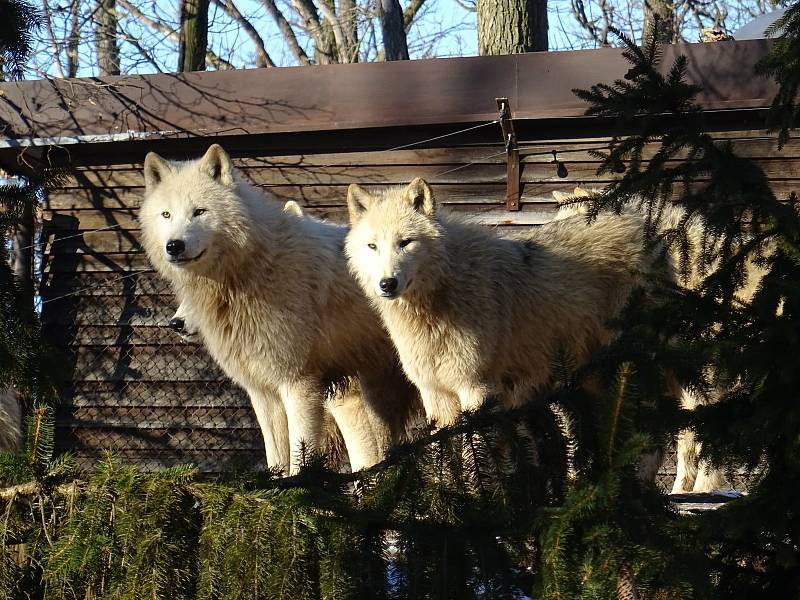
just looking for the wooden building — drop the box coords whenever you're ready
[0,40,785,479]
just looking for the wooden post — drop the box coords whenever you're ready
[496,98,520,211]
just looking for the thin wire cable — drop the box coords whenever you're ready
[17,223,122,253]
[41,270,149,304]
[433,150,509,177]
[375,120,500,153]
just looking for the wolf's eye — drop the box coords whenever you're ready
[193,208,207,217]
[367,243,377,251]
[161,211,171,219]
[398,238,413,249]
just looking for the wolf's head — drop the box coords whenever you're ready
[345,178,442,300]
[139,144,250,277]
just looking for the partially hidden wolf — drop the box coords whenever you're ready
[0,388,21,452]
[140,145,419,474]
[553,187,767,493]
[345,179,661,441]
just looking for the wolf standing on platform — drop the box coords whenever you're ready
[345,178,656,432]
[140,145,419,474]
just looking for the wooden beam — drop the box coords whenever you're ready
[0,40,776,162]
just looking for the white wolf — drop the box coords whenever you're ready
[140,145,419,474]
[552,187,767,493]
[345,178,660,438]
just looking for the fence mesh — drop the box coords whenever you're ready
[39,267,685,489]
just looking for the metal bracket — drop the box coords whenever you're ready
[496,97,520,212]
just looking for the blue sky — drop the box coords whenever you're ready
[26,0,775,79]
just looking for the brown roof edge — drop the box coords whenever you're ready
[0,39,776,152]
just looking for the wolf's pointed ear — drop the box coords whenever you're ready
[347,184,375,224]
[283,200,304,217]
[552,190,569,202]
[573,186,592,198]
[404,178,435,216]
[143,153,173,189]
[199,144,235,186]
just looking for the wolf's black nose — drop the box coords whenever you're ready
[168,317,186,332]
[166,239,185,256]
[379,277,399,293]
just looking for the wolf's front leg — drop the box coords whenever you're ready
[280,378,326,474]
[328,385,381,472]
[419,386,461,428]
[671,428,699,494]
[245,385,290,474]
[457,384,490,414]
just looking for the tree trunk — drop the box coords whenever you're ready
[340,0,358,62]
[477,0,547,55]
[378,0,409,61]
[66,0,80,77]
[643,0,676,44]
[95,0,120,76]
[179,0,209,72]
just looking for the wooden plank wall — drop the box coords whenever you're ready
[40,132,796,480]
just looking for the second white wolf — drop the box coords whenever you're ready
[345,179,661,441]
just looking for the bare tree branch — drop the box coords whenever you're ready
[403,0,427,32]
[312,0,351,62]
[118,0,235,69]
[41,1,66,78]
[261,0,311,65]
[212,0,275,67]
[119,31,164,72]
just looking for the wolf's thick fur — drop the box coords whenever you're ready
[345,179,658,432]
[0,388,21,452]
[168,201,307,343]
[553,187,767,493]
[140,145,419,474]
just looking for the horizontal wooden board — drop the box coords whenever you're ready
[43,294,183,326]
[55,425,262,451]
[49,325,192,346]
[59,449,265,473]
[44,183,567,211]
[56,150,800,189]
[42,253,154,273]
[40,271,173,297]
[64,381,249,408]
[56,405,257,430]
[65,344,227,382]
[54,133,795,186]
[40,205,561,260]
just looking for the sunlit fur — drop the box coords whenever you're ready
[140,145,420,474]
[346,179,659,433]
[553,187,768,493]
[168,200,310,344]
[0,388,20,452]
